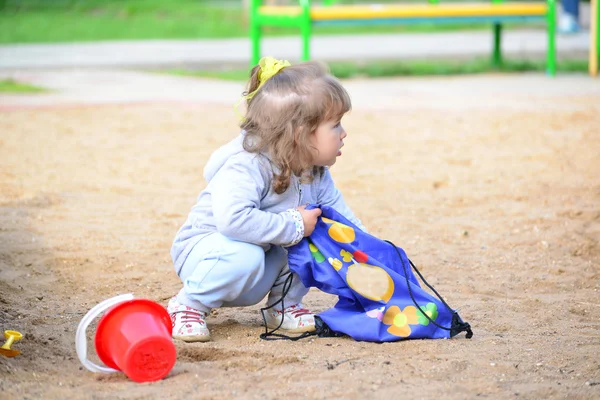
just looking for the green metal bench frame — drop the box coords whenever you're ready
[250,0,558,76]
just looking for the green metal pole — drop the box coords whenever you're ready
[596,0,600,74]
[301,0,312,61]
[546,0,556,76]
[491,0,503,66]
[590,0,599,76]
[250,0,261,66]
[492,23,503,67]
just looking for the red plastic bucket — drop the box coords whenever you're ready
[94,299,176,383]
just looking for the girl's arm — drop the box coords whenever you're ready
[211,154,303,247]
[317,168,367,232]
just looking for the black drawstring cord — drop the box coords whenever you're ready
[259,273,317,341]
[384,240,473,339]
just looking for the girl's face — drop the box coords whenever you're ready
[310,117,347,167]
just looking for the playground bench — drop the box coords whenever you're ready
[249,0,558,75]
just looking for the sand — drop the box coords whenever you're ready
[0,71,599,399]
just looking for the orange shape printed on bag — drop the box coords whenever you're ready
[322,217,394,303]
[346,261,394,303]
[322,217,355,243]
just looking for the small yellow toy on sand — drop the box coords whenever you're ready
[0,330,23,357]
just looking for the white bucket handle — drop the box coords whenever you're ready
[75,293,135,373]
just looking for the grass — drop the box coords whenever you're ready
[0,78,46,93]
[0,1,249,43]
[164,58,589,81]
[0,0,544,44]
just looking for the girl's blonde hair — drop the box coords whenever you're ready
[241,60,351,194]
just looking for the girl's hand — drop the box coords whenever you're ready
[296,206,322,237]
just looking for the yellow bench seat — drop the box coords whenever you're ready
[259,3,548,20]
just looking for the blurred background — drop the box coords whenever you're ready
[0,0,593,81]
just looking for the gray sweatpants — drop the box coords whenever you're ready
[175,232,309,313]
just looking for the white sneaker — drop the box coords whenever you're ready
[558,13,580,34]
[264,303,316,333]
[167,297,211,342]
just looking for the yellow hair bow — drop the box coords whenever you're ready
[234,56,291,120]
[245,56,291,101]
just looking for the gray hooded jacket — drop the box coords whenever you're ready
[171,134,365,275]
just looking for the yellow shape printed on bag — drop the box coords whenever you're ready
[328,257,343,271]
[322,217,355,243]
[340,249,353,262]
[346,261,394,303]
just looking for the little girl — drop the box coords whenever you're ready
[168,57,366,342]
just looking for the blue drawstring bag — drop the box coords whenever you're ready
[273,204,472,342]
